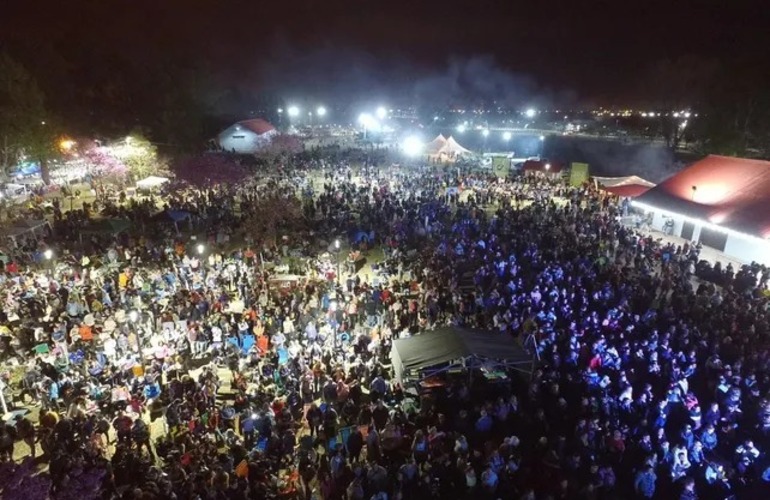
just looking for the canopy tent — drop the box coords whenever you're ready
[424,134,448,155]
[2,219,50,247]
[390,326,533,382]
[604,184,652,198]
[439,136,472,156]
[136,176,170,189]
[81,218,132,235]
[593,175,655,188]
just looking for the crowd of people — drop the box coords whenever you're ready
[0,154,768,500]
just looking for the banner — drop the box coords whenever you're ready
[492,157,510,178]
[570,162,590,186]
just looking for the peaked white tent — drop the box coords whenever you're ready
[439,136,472,156]
[424,134,448,155]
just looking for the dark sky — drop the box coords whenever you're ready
[2,0,769,108]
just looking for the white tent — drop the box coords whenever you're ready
[136,176,170,189]
[424,134,448,155]
[439,136,472,156]
[593,175,655,188]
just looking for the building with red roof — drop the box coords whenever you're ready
[217,119,278,154]
[633,155,770,264]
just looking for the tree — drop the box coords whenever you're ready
[111,134,168,181]
[0,52,60,181]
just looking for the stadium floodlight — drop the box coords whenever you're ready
[525,108,536,118]
[401,135,424,157]
[376,106,388,120]
[502,131,512,141]
[316,106,327,117]
[360,113,382,130]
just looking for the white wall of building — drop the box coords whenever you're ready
[217,125,276,154]
[724,233,770,265]
[642,208,770,265]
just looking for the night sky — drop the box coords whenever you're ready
[2,0,769,114]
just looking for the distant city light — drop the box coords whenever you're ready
[401,135,424,157]
[525,108,536,118]
[502,131,512,141]
[376,106,388,120]
[287,106,300,117]
[316,106,327,117]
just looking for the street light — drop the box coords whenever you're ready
[334,239,341,285]
[539,135,545,141]
[525,108,536,118]
[482,129,490,137]
[456,124,466,133]
[503,131,512,141]
[129,310,139,323]
[196,243,205,255]
[376,106,387,120]
[287,106,300,118]
[316,106,327,117]
[44,249,53,260]
[545,163,551,170]
[330,300,338,349]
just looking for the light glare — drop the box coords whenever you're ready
[401,135,424,157]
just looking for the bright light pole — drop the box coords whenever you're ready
[334,239,341,285]
[330,300,338,350]
[316,106,327,117]
[359,113,377,140]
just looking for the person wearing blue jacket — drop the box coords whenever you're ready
[634,465,657,499]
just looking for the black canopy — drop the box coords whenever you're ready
[390,326,533,381]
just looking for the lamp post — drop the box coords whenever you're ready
[44,249,54,273]
[334,239,341,285]
[330,300,338,350]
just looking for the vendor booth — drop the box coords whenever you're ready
[135,176,170,190]
[390,326,533,383]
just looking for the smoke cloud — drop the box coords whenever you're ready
[245,43,575,115]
